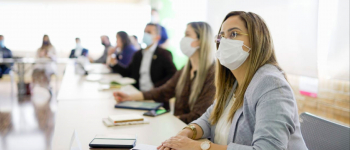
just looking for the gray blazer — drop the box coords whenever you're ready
[192,64,308,150]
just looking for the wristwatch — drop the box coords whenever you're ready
[183,124,197,139]
[201,141,211,150]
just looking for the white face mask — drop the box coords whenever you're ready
[215,38,251,70]
[180,37,199,57]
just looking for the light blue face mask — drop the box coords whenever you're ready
[142,33,154,46]
[0,40,4,48]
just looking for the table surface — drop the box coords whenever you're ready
[57,62,138,101]
[51,100,186,150]
[53,62,187,150]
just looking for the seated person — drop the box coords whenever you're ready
[32,35,56,91]
[90,35,112,64]
[69,38,89,58]
[109,31,136,67]
[0,35,13,78]
[158,11,308,150]
[113,22,216,124]
[109,23,177,92]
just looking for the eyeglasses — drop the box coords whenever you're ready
[215,31,249,43]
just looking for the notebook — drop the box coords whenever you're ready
[108,114,144,124]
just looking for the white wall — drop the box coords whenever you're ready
[0,1,150,58]
[205,0,319,78]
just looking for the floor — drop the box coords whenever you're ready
[0,76,59,150]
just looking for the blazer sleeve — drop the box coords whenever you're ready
[153,50,177,87]
[82,49,89,56]
[191,103,215,138]
[179,70,216,124]
[69,49,75,58]
[110,51,138,77]
[227,77,297,150]
[142,69,181,102]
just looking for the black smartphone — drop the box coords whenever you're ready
[143,109,169,117]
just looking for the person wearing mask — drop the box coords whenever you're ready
[151,8,169,48]
[69,38,89,58]
[114,22,216,124]
[107,31,136,67]
[130,35,141,50]
[90,35,112,64]
[158,11,308,150]
[110,23,176,92]
[0,35,13,79]
[32,35,57,91]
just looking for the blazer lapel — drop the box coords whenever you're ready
[227,106,243,144]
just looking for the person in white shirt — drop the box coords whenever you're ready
[110,23,176,92]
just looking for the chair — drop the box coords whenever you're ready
[299,112,350,150]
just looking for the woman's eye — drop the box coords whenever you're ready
[230,32,237,38]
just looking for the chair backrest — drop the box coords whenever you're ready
[300,112,350,150]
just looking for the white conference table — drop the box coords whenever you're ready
[51,100,186,150]
[57,62,139,101]
[52,61,187,150]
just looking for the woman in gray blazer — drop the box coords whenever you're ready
[158,11,308,150]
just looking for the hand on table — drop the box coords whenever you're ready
[158,135,201,150]
[113,91,133,102]
[113,91,144,103]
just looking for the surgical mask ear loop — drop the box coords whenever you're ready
[243,44,251,52]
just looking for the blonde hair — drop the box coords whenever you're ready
[175,22,215,109]
[209,11,286,124]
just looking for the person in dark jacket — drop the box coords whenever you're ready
[69,38,88,58]
[0,35,13,78]
[109,23,176,92]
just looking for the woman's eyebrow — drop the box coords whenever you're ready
[221,27,242,34]
[227,27,242,32]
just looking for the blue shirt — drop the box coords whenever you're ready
[117,44,137,67]
[158,25,168,45]
[0,47,13,77]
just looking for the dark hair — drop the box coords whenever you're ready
[75,37,80,41]
[0,35,3,38]
[41,34,52,48]
[146,23,161,35]
[117,31,131,50]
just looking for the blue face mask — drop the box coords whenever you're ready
[142,33,154,46]
[0,40,4,48]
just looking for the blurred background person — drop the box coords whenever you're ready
[130,35,141,50]
[151,8,168,48]
[114,31,137,67]
[109,23,177,91]
[69,38,89,58]
[32,35,57,93]
[114,22,216,123]
[0,35,13,79]
[90,35,112,64]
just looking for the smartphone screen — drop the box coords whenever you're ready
[143,109,168,116]
[155,109,167,115]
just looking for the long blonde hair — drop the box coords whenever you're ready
[209,11,286,124]
[175,22,215,109]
